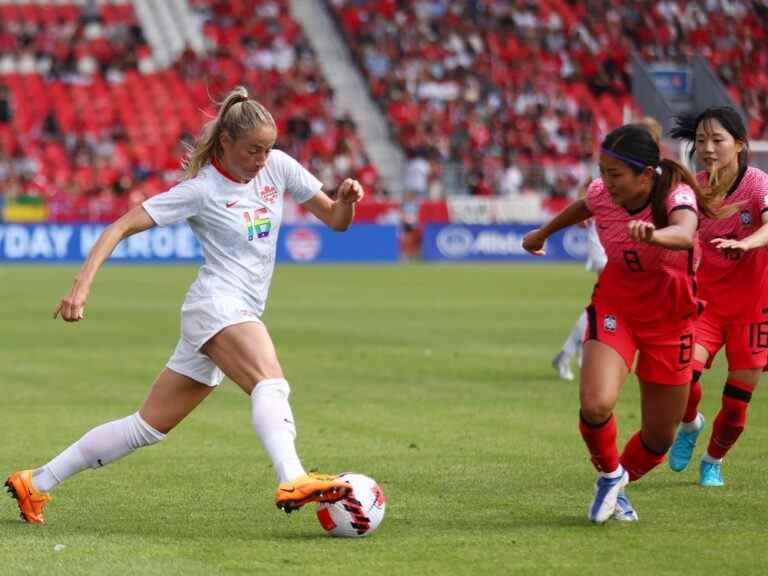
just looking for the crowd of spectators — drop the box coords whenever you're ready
[0,0,380,222]
[620,0,768,139]
[0,0,766,222]
[329,0,767,202]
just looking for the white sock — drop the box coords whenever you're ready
[32,412,166,493]
[251,378,306,484]
[600,465,625,479]
[562,311,587,357]
[702,452,722,464]
[681,413,703,432]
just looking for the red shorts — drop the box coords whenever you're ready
[585,303,694,385]
[695,307,768,370]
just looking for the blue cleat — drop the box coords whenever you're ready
[613,490,639,522]
[669,414,704,472]
[699,460,724,487]
[589,468,629,524]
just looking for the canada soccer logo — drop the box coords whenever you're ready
[260,185,278,204]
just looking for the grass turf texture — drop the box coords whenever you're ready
[1,264,766,576]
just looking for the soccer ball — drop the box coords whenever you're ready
[316,473,386,537]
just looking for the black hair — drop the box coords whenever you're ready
[669,106,749,169]
[601,124,707,227]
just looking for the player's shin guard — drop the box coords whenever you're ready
[34,412,166,492]
[682,361,705,424]
[706,379,753,460]
[620,432,666,482]
[579,412,620,474]
[251,378,306,483]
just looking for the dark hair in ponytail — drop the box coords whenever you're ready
[601,124,712,227]
[670,106,749,169]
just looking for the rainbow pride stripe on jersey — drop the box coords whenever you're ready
[243,208,272,240]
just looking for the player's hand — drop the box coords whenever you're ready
[628,220,655,243]
[53,282,89,322]
[522,229,547,256]
[711,237,750,255]
[337,178,364,206]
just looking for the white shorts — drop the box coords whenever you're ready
[166,296,264,387]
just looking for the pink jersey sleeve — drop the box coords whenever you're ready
[584,178,604,214]
[665,184,698,215]
[749,167,768,216]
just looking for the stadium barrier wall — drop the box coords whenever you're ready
[422,224,588,262]
[0,223,401,263]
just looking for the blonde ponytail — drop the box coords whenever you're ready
[182,86,276,179]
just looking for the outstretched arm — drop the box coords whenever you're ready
[522,198,592,256]
[302,178,364,231]
[54,205,156,322]
[711,213,768,254]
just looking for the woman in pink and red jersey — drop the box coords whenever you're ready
[524,124,721,524]
[668,107,768,486]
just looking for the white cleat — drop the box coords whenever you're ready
[613,489,639,522]
[589,468,629,524]
[552,351,575,381]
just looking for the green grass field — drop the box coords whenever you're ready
[1,264,766,575]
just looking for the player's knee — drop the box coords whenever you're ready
[580,403,613,425]
[252,377,290,400]
[640,429,674,454]
[129,412,167,447]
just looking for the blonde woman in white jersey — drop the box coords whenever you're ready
[552,117,662,381]
[5,86,363,524]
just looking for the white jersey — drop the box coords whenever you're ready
[143,149,321,318]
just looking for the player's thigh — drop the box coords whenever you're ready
[139,368,214,433]
[638,379,689,451]
[580,340,629,421]
[202,321,284,394]
[694,308,724,368]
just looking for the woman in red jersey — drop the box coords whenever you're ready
[524,124,715,524]
[668,107,768,486]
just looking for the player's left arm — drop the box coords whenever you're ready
[711,212,768,253]
[629,208,697,249]
[303,178,364,231]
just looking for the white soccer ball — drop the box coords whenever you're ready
[315,473,386,537]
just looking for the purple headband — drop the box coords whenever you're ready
[601,148,648,169]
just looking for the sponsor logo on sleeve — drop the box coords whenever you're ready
[674,191,694,206]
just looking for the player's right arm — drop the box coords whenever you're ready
[522,198,592,256]
[54,205,156,322]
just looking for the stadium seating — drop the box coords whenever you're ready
[328,0,767,199]
[0,0,380,222]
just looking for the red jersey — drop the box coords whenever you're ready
[697,167,768,320]
[585,178,700,322]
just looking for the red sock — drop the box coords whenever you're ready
[682,360,705,423]
[620,432,666,482]
[707,379,753,459]
[579,413,619,473]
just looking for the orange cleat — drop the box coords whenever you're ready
[275,473,351,514]
[5,470,51,524]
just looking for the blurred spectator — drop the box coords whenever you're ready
[0,82,12,123]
